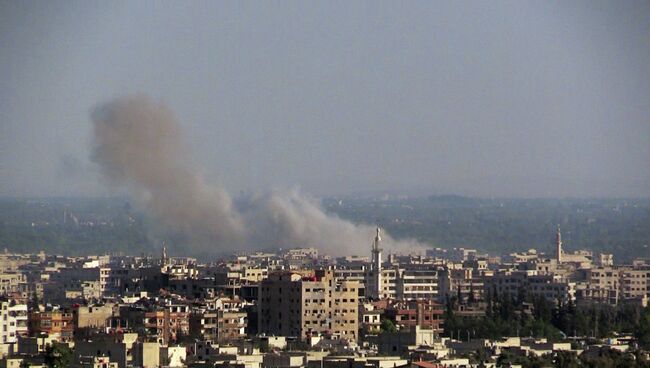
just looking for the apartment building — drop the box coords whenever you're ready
[144,304,190,345]
[586,266,620,305]
[259,270,359,341]
[28,308,74,341]
[365,268,398,300]
[438,267,484,303]
[47,267,117,300]
[0,299,28,344]
[216,310,247,342]
[384,300,444,334]
[621,268,648,300]
[395,267,440,300]
[0,272,28,297]
[189,298,248,343]
[581,266,649,305]
[483,271,575,303]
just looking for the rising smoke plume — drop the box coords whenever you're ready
[91,95,421,255]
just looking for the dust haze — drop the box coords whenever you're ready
[91,95,420,255]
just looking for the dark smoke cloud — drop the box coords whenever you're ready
[91,95,421,255]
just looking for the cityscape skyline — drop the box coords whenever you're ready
[1,1,650,366]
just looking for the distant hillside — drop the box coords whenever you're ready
[0,196,649,261]
[324,196,650,262]
[0,197,152,256]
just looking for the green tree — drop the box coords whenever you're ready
[555,351,581,368]
[44,343,72,368]
[380,319,397,334]
[636,305,650,349]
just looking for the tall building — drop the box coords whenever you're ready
[258,270,359,341]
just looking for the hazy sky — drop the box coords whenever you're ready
[1,1,649,198]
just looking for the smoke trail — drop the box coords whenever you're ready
[90,95,420,255]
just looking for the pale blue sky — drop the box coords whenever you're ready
[1,1,649,197]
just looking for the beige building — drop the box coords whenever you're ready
[74,304,115,331]
[241,267,268,283]
[366,268,398,300]
[259,270,359,341]
[582,266,649,305]
[395,267,440,300]
[621,268,648,300]
[190,309,247,343]
[133,342,160,368]
[438,267,484,302]
[483,271,575,303]
[587,266,620,304]
[0,273,27,297]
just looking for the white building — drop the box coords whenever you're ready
[0,300,28,344]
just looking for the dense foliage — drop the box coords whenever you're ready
[444,288,649,341]
[495,348,650,368]
[445,292,650,367]
[44,343,73,368]
[380,318,398,334]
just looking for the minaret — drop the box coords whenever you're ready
[556,225,562,263]
[161,241,168,267]
[371,227,383,299]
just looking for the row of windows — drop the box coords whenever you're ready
[304,288,325,292]
[333,298,354,303]
[305,299,326,304]
[333,309,354,313]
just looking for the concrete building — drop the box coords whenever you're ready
[377,326,437,356]
[74,340,127,368]
[438,268,483,303]
[133,342,160,368]
[0,273,28,298]
[144,304,190,345]
[579,265,649,305]
[259,270,359,341]
[395,267,440,301]
[48,267,118,299]
[483,271,575,303]
[0,300,28,344]
[74,304,115,331]
[384,300,444,334]
[426,248,478,262]
[621,268,648,300]
[190,309,247,343]
[359,303,382,336]
[28,308,74,342]
[584,266,620,305]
